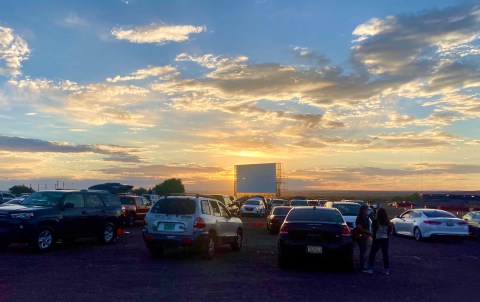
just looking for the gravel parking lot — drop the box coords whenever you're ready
[1,216,479,302]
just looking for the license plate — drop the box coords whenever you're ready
[163,223,175,231]
[446,222,453,226]
[307,246,322,254]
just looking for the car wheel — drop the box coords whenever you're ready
[231,229,243,251]
[127,213,136,227]
[98,222,116,244]
[32,226,55,252]
[413,227,423,241]
[203,234,216,260]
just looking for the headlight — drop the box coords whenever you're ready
[11,212,34,219]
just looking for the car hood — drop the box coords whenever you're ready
[0,204,54,212]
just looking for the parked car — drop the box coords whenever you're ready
[391,209,469,241]
[0,191,16,204]
[0,190,123,252]
[307,200,320,206]
[462,211,480,237]
[324,201,362,229]
[290,199,309,207]
[240,199,266,217]
[209,194,239,215]
[143,195,243,259]
[267,206,292,234]
[118,194,152,226]
[271,199,286,209]
[277,206,353,271]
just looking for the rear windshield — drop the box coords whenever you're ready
[333,203,360,216]
[272,207,291,215]
[423,211,456,218]
[119,197,134,205]
[22,192,64,207]
[150,198,196,215]
[287,208,344,223]
[245,200,261,206]
[102,194,121,206]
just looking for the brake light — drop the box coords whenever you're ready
[341,225,351,236]
[279,224,288,234]
[458,221,467,225]
[194,217,206,229]
[423,220,441,225]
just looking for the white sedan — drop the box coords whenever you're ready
[240,199,266,217]
[391,209,469,241]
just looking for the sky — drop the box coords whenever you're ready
[0,0,479,194]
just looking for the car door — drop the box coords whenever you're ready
[136,197,150,220]
[209,200,228,242]
[218,201,237,241]
[83,193,105,234]
[61,193,88,237]
[395,211,412,235]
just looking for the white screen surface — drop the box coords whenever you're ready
[236,163,277,193]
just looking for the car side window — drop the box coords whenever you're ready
[201,200,212,215]
[135,197,142,206]
[218,202,231,218]
[142,197,150,206]
[65,193,85,208]
[85,193,103,207]
[401,211,411,219]
[209,200,221,217]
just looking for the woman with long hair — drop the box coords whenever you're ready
[354,205,371,272]
[365,207,392,275]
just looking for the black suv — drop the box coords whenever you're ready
[0,190,123,252]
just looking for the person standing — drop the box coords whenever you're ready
[354,205,371,272]
[365,208,392,275]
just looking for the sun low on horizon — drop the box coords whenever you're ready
[1,0,479,194]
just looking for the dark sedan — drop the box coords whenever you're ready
[277,206,353,271]
[267,206,292,234]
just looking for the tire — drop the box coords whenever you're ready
[127,213,136,227]
[231,229,243,251]
[203,234,216,260]
[32,226,55,252]
[98,222,116,244]
[413,227,423,241]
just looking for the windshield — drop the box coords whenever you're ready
[119,197,134,205]
[245,200,261,206]
[287,208,344,223]
[333,203,361,216]
[22,192,64,207]
[150,198,195,215]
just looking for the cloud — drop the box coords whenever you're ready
[111,23,206,44]
[0,26,30,77]
[0,135,143,163]
[106,65,178,82]
[58,13,90,28]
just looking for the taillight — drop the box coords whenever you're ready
[341,225,351,236]
[279,223,288,234]
[458,221,467,225]
[194,217,206,229]
[423,220,441,225]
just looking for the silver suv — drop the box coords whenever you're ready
[143,195,243,259]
